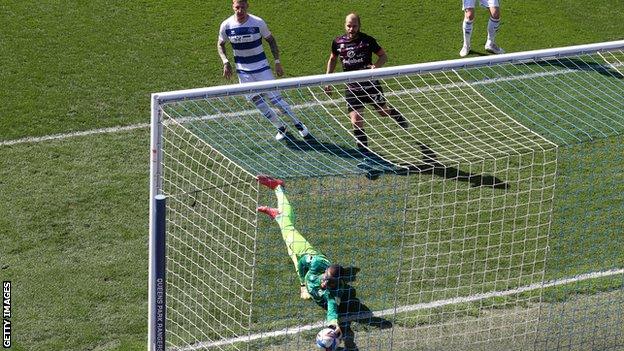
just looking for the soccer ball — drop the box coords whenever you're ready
[315,327,338,351]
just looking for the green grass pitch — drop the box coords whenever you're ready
[1,1,623,350]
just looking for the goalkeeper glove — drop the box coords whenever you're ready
[300,284,311,300]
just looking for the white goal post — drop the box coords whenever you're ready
[149,40,624,351]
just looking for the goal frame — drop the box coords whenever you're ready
[147,39,624,351]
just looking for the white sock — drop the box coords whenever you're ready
[270,96,302,126]
[463,20,473,48]
[487,17,500,43]
[253,96,284,128]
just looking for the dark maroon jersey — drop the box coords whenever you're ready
[331,32,382,72]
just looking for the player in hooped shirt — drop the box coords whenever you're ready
[325,13,409,152]
[217,0,308,141]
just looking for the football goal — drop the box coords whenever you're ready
[149,40,624,351]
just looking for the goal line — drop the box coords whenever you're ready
[177,268,624,351]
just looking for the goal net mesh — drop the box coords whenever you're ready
[153,45,624,350]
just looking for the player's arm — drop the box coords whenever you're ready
[217,39,232,80]
[296,257,310,285]
[371,48,387,69]
[325,296,342,337]
[326,51,338,74]
[324,51,339,94]
[326,297,339,327]
[297,258,312,299]
[265,35,284,77]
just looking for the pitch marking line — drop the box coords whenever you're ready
[177,268,624,350]
[1,66,610,147]
[0,123,150,147]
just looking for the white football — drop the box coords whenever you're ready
[315,327,338,351]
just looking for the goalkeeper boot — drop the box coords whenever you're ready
[257,174,284,190]
[459,45,470,57]
[485,41,505,54]
[275,126,287,141]
[257,206,280,219]
[295,122,309,137]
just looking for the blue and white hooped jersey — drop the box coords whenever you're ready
[219,14,271,74]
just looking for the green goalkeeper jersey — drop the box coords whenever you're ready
[297,254,341,326]
[271,186,342,326]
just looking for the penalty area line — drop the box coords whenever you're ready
[177,268,624,351]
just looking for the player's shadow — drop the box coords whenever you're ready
[360,155,509,189]
[282,133,436,171]
[529,57,624,80]
[463,49,491,57]
[340,266,360,283]
[330,266,393,351]
[397,162,509,189]
[281,133,368,160]
[283,133,508,189]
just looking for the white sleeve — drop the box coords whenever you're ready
[259,18,271,38]
[218,22,229,43]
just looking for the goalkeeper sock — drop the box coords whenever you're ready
[462,19,473,47]
[270,96,302,126]
[253,96,285,129]
[487,17,500,43]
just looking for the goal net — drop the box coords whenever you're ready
[149,41,624,351]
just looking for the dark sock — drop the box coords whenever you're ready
[353,128,368,150]
[390,110,409,129]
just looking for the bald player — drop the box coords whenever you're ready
[325,13,408,153]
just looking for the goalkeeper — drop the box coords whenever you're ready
[256,174,367,350]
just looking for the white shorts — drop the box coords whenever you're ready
[237,68,281,101]
[463,0,499,10]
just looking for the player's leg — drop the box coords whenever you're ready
[252,69,308,137]
[485,1,504,54]
[350,109,368,153]
[369,84,409,129]
[242,71,287,141]
[267,92,309,137]
[274,186,325,266]
[461,0,476,57]
[346,88,369,152]
[250,94,288,141]
[377,103,408,130]
[257,176,322,269]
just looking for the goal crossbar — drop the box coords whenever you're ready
[152,40,624,103]
[149,39,624,351]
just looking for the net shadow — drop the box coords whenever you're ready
[529,57,624,80]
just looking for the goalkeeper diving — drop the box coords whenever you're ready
[256,175,391,351]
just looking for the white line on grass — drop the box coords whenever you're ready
[0,123,150,147]
[178,268,624,350]
[1,66,606,147]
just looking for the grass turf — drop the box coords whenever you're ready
[0,1,623,350]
